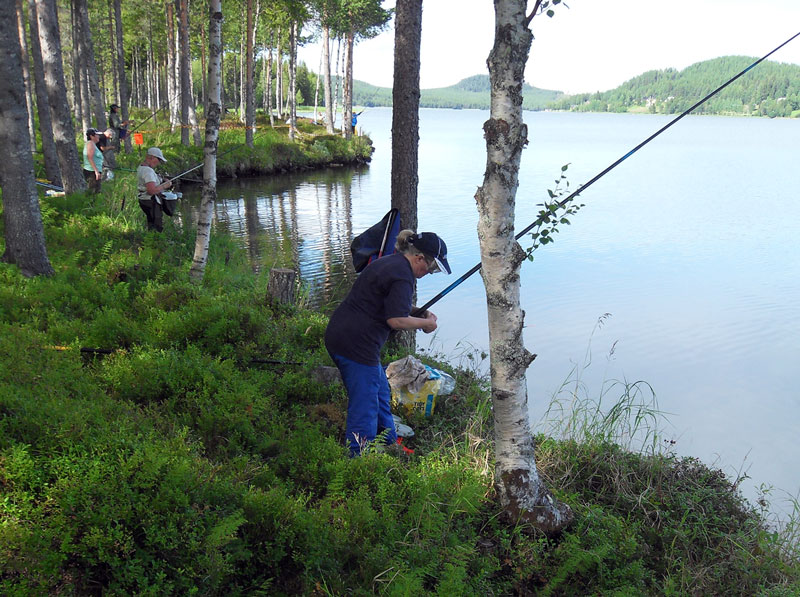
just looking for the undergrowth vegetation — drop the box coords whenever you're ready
[0,184,798,595]
[107,110,374,184]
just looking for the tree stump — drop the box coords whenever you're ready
[267,268,296,305]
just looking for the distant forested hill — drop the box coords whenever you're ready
[348,57,800,117]
[546,56,800,117]
[352,74,562,110]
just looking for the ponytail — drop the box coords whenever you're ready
[395,229,424,256]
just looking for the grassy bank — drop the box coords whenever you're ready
[2,174,799,594]
[37,111,374,190]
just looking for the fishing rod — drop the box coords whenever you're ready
[36,180,63,191]
[413,30,800,317]
[126,89,181,136]
[165,124,283,183]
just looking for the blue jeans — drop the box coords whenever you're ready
[330,353,397,455]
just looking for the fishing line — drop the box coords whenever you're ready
[413,30,800,316]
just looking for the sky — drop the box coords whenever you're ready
[297,0,800,95]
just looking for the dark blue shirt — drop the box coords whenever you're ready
[325,253,414,365]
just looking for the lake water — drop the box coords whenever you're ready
[183,108,800,517]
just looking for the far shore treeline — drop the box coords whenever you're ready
[352,56,800,117]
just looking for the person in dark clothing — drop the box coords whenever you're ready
[108,103,130,152]
[325,229,451,456]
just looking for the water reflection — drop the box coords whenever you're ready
[181,167,368,310]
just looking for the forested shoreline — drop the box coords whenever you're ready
[353,57,800,117]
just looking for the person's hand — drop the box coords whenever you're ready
[163,179,172,189]
[421,311,438,334]
[95,171,101,180]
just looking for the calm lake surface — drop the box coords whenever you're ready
[183,108,799,515]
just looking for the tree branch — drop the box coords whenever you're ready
[526,0,543,27]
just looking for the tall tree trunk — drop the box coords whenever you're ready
[275,29,282,120]
[35,0,85,193]
[15,0,36,149]
[322,24,333,133]
[70,0,86,130]
[200,21,206,112]
[190,0,222,283]
[177,0,190,145]
[112,0,130,152]
[0,0,54,277]
[391,0,421,233]
[342,29,353,139]
[244,0,254,147]
[166,1,178,130]
[133,46,141,107]
[107,0,118,102]
[188,87,202,146]
[75,0,106,129]
[288,20,296,141]
[266,42,273,127]
[147,35,155,112]
[477,0,572,535]
[389,0,422,352]
[27,0,61,186]
[238,24,244,122]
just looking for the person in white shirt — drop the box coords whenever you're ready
[137,147,172,232]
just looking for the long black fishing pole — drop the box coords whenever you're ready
[166,122,287,183]
[126,89,182,136]
[413,30,800,317]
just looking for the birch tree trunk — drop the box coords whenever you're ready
[190,0,222,283]
[266,44,273,127]
[244,0,255,147]
[27,0,61,186]
[0,0,53,277]
[342,29,354,139]
[288,21,297,142]
[322,23,334,134]
[476,0,572,535]
[275,29,282,120]
[35,0,85,193]
[166,1,179,131]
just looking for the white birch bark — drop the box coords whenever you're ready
[189,0,222,283]
[342,29,353,139]
[288,20,296,141]
[166,1,179,131]
[322,23,333,133]
[244,0,255,147]
[476,0,572,534]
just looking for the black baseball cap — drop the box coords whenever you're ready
[411,232,451,274]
